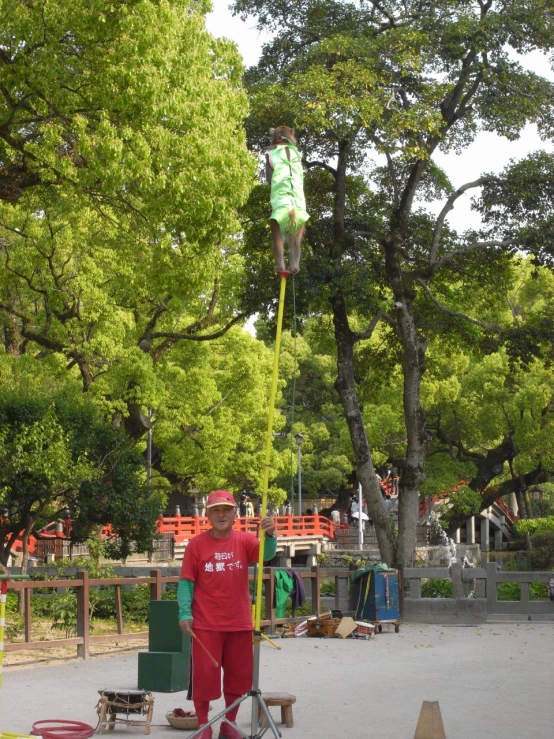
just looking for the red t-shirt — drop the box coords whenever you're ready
[180,529,259,631]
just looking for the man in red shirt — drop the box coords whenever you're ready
[178,490,277,739]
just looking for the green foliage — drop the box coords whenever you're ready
[497,582,549,601]
[0,0,269,525]
[50,592,78,638]
[421,579,452,599]
[435,486,482,531]
[237,0,554,568]
[515,517,554,537]
[0,390,165,563]
[320,579,336,597]
[5,592,24,639]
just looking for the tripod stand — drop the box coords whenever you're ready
[186,275,290,739]
[186,629,281,739]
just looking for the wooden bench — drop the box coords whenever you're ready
[258,693,296,729]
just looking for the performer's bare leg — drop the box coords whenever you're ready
[288,225,304,274]
[270,219,286,272]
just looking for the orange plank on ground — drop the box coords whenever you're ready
[413,701,446,739]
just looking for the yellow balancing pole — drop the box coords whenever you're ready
[249,273,288,738]
[254,273,288,630]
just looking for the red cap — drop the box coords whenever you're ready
[206,490,237,509]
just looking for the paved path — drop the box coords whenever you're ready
[2,623,553,738]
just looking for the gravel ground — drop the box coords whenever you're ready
[2,622,553,739]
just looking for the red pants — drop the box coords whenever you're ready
[189,630,253,702]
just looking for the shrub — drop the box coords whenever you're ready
[320,579,335,596]
[514,517,554,537]
[50,592,78,637]
[435,486,481,531]
[497,581,548,601]
[421,578,452,598]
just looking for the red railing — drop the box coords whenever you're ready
[157,514,336,542]
[494,497,518,523]
[8,515,337,559]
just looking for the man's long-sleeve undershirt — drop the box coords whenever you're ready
[177,535,278,622]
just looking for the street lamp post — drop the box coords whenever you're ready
[295,433,304,517]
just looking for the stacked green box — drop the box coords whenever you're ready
[138,600,190,692]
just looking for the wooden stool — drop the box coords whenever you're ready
[258,693,296,729]
[97,689,154,735]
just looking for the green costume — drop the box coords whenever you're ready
[273,570,294,618]
[267,144,309,234]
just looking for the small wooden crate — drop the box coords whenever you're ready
[306,617,340,637]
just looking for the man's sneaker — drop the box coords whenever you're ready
[197,726,213,739]
[218,722,243,739]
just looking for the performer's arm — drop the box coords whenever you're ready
[263,534,278,561]
[260,515,278,561]
[177,578,195,630]
[265,153,273,184]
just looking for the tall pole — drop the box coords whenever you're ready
[358,482,364,551]
[147,408,153,486]
[297,443,302,516]
[185,277,287,739]
[251,273,288,737]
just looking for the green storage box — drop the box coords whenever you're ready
[148,600,190,653]
[138,651,189,692]
[137,600,191,692]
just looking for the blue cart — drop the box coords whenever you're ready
[351,567,401,633]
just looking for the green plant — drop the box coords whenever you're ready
[4,592,23,639]
[497,582,548,601]
[421,579,452,598]
[121,585,151,623]
[320,579,335,596]
[435,487,481,532]
[50,592,78,637]
[515,517,554,537]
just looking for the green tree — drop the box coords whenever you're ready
[236,0,554,565]
[0,386,165,566]
[0,0,274,504]
[422,260,554,529]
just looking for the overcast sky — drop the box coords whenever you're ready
[206,2,554,231]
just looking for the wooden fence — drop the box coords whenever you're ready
[5,567,353,659]
[34,532,174,563]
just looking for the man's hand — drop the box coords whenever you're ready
[260,516,276,537]
[179,619,193,634]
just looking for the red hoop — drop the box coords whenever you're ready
[30,720,95,739]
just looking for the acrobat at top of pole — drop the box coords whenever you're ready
[278,269,297,278]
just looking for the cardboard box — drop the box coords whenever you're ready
[334,617,358,639]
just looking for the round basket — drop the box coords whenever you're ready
[166,712,199,730]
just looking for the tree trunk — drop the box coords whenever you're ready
[382,233,428,567]
[330,289,396,565]
[17,520,33,615]
[395,305,427,567]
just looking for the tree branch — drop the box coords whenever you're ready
[429,176,493,265]
[151,313,248,344]
[415,278,502,332]
[305,160,337,178]
[352,311,394,343]
[434,239,512,269]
